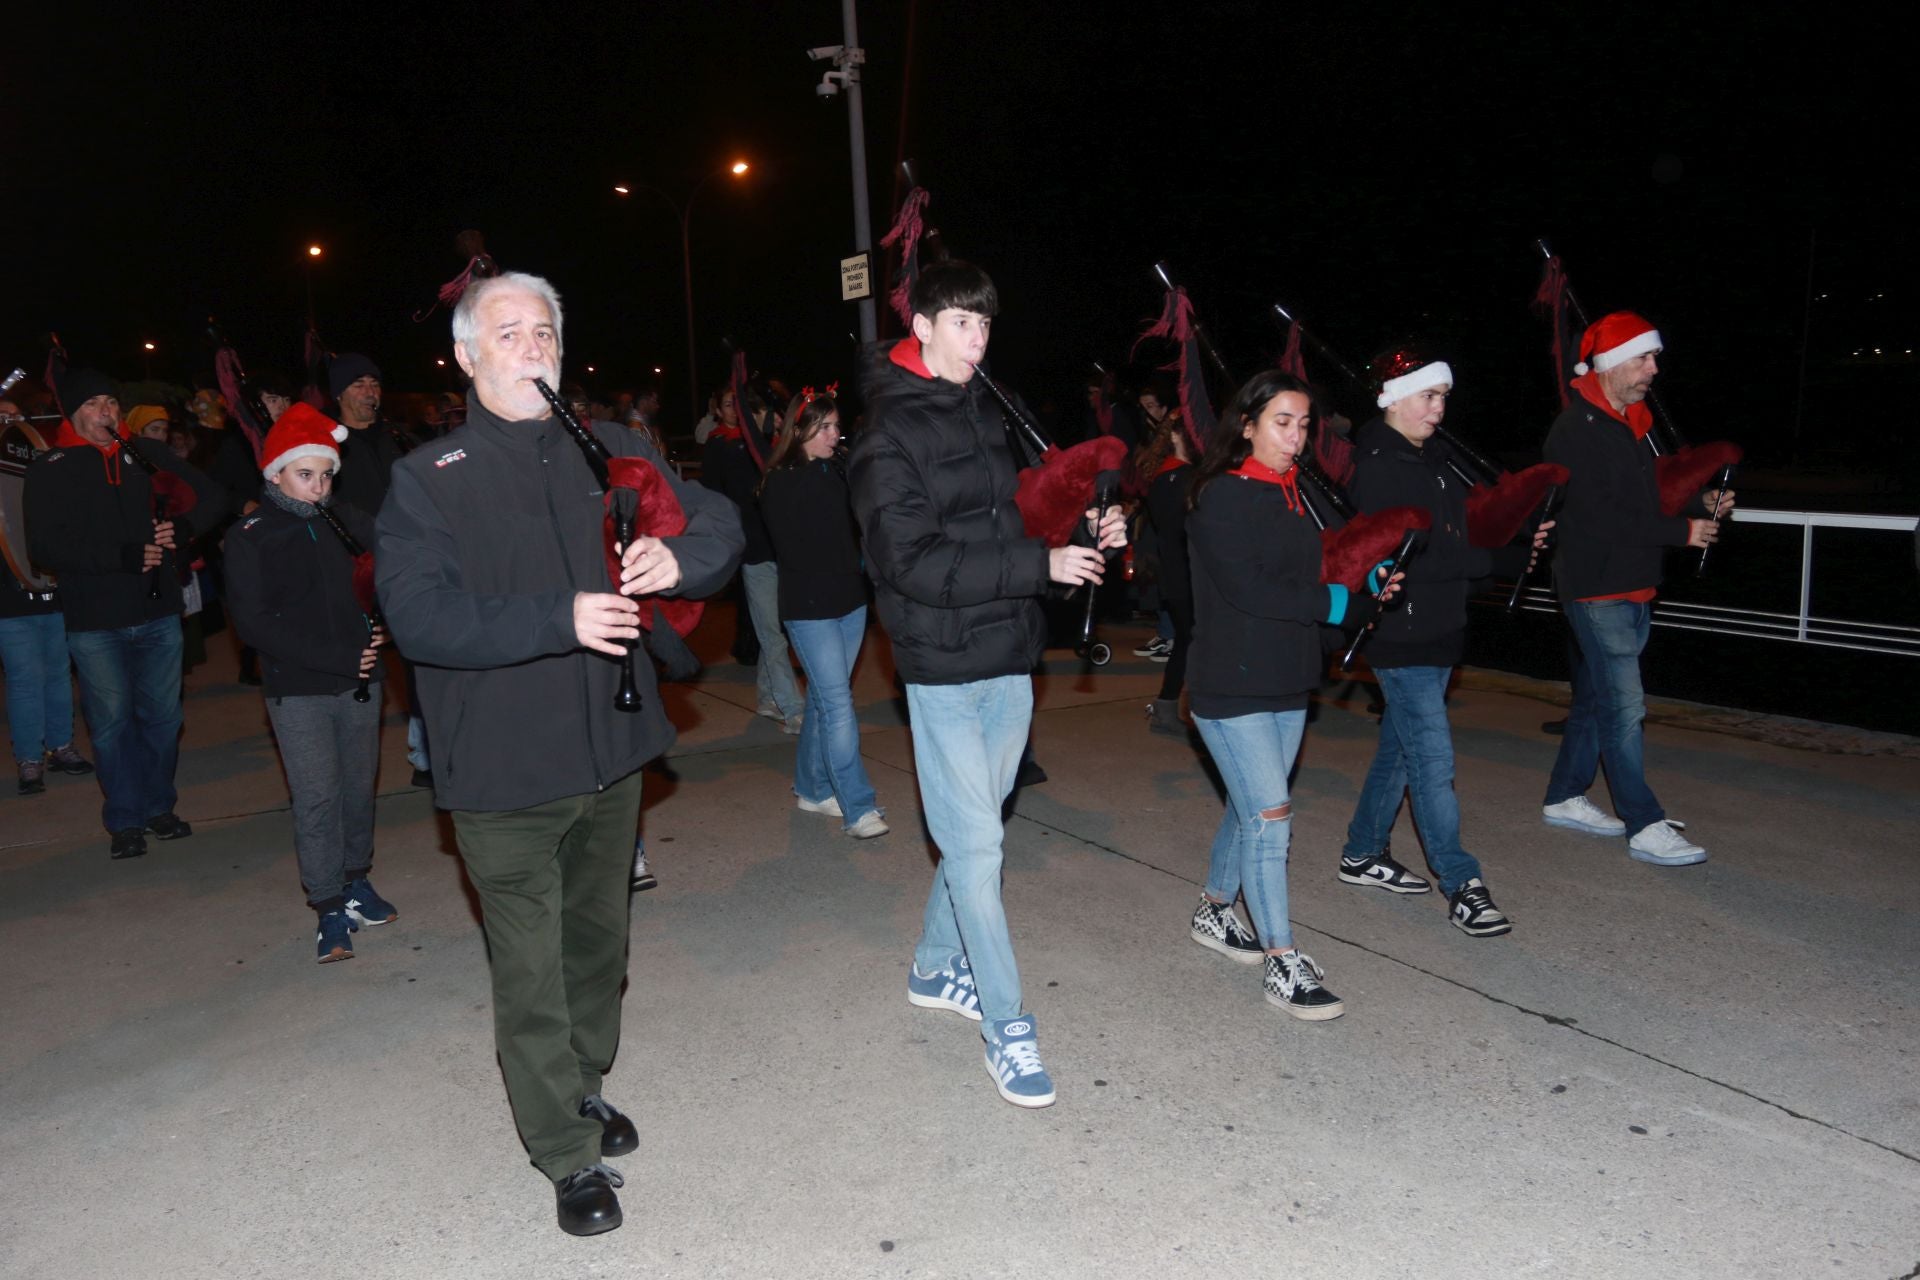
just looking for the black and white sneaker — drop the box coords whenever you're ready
[1189,896,1263,964]
[1133,636,1173,659]
[1338,852,1432,895]
[1447,877,1512,937]
[1263,951,1345,1021]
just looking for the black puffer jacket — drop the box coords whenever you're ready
[1347,417,1507,669]
[849,340,1049,686]
[225,497,386,698]
[1543,390,1703,601]
[375,396,744,812]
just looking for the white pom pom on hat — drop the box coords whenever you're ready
[1574,312,1662,377]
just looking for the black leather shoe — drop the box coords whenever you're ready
[581,1094,639,1157]
[411,768,433,789]
[555,1163,624,1236]
[146,812,193,840]
[110,828,149,859]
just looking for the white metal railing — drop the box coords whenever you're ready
[1483,508,1920,658]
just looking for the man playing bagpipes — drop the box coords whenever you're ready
[24,367,228,859]
[849,259,1127,1110]
[375,271,744,1235]
[1540,312,1736,867]
[1338,352,1558,938]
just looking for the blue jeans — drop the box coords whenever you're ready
[67,616,184,832]
[786,607,878,825]
[906,675,1033,1022]
[741,561,802,719]
[1343,665,1483,896]
[1545,599,1664,833]
[1194,709,1307,951]
[0,612,76,761]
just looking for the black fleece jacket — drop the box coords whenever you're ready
[848,340,1050,686]
[1348,417,1517,669]
[374,397,744,813]
[700,433,774,564]
[1543,391,1704,601]
[24,435,228,632]
[1186,469,1375,718]
[759,457,867,621]
[225,498,385,698]
[334,420,413,517]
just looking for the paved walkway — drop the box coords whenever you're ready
[3,611,1916,1279]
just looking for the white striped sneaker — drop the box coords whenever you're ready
[907,953,982,1021]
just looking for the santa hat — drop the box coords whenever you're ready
[1575,312,1662,376]
[1375,360,1455,409]
[261,403,348,479]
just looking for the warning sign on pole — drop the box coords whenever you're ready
[840,253,872,302]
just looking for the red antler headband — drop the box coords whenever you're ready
[799,381,840,407]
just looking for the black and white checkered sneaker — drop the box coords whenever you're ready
[1189,896,1263,963]
[1263,950,1345,1020]
[1338,851,1432,895]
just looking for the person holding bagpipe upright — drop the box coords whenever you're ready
[375,271,742,1236]
[849,259,1126,1110]
[224,405,397,963]
[1338,352,1556,938]
[1540,313,1735,866]
[24,368,227,860]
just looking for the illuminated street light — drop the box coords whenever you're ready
[653,366,663,374]
[143,342,156,351]
[613,185,630,195]
[303,244,324,327]
[307,245,323,258]
[730,160,749,175]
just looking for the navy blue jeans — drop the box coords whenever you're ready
[1342,664,1483,896]
[67,616,184,832]
[1544,599,1664,834]
[0,612,76,761]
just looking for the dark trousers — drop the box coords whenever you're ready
[1157,594,1193,702]
[265,688,381,906]
[451,769,644,1181]
[67,616,183,833]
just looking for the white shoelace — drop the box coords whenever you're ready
[998,1038,1045,1077]
[1281,952,1326,992]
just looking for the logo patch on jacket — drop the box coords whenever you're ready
[434,448,467,468]
[240,515,262,531]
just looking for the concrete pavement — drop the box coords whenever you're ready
[2,610,1916,1279]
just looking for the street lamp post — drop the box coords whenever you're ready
[304,245,323,329]
[142,341,155,379]
[809,1,877,344]
[614,160,750,426]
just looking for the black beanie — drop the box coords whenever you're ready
[328,353,382,400]
[56,367,117,417]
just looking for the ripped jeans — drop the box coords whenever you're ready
[1193,709,1307,951]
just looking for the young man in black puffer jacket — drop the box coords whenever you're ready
[849,260,1124,1110]
[1339,356,1546,938]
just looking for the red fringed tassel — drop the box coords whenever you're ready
[1093,368,1116,438]
[1133,289,1214,455]
[1014,436,1129,547]
[1532,256,1572,411]
[600,455,704,638]
[1319,506,1432,591]
[350,552,378,617]
[214,347,265,465]
[1277,321,1307,381]
[1654,442,1743,517]
[1465,463,1570,548]
[880,186,930,330]
[150,470,199,518]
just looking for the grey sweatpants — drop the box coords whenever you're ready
[265,688,382,906]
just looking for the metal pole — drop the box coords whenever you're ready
[842,0,878,344]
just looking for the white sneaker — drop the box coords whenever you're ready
[1542,795,1627,837]
[846,810,890,839]
[1628,820,1707,866]
[797,794,843,817]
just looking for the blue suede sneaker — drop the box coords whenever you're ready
[316,910,357,964]
[983,1014,1056,1108]
[907,953,982,1021]
[343,876,398,926]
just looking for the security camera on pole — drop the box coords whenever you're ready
[808,1,878,345]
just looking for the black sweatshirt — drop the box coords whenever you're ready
[333,421,413,517]
[375,396,744,813]
[1543,392,1703,601]
[758,458,867,621]
[1186,469,1375,718]
[1145,461,1193,607]
[24,434,229,632]
[700,432,774,564]
[224,497,385,698]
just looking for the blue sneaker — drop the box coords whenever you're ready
[907,953,982,1021]
[343,876,398,926]
[316,910,357,964]
[983,1015,1056,1108]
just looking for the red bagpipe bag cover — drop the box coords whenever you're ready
[1320,507,1432,590]
[598,456,703,637]
[1014,437,1131,547]
[1653,442,1742,518]
[1464,463,1569,548]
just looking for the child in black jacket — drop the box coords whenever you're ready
[225,405,395,963]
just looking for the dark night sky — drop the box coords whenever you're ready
[6,2,1914,473]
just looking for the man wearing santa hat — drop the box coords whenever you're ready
[1539,313,1733,866]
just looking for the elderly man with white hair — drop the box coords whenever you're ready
[376,271,743,1236]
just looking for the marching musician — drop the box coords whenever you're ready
[1539,313,1733,866]
[375,271,742,1236]
[24,368,227,859]
[224,405,395,964]
[849,259,1125,1111]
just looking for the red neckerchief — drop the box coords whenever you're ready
[889,336,935,380]
[54,419,129,484]
[1153,455,1189,478]
[1231,455,1303,515]
[708,423,745,443]
[1572,372,1653,440]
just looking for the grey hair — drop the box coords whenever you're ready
[451,271,566,359]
